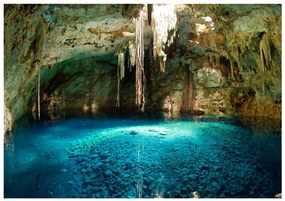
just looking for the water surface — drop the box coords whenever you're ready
[4,113,281,198]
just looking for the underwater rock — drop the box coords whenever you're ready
[189,174,197,180]
[104,170,113,176]
[149,182,156,189]
[211,181,221,191]
[93,161,103,168]
[175,189,181,194]
[213,166,222,171]
[129,131,138,135]
[172,148,179,152]
[200,165,209,171]
[61,168,67,173]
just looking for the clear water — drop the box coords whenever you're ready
[4,113,281,198]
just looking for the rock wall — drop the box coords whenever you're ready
[171,4,281,117]
[4,4,135,126]
[4,4,281,132]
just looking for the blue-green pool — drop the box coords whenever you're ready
[4,113,281,198]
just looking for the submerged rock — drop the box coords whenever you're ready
[104,170,113,176]
[61,168,67,173]
[172,148,179,152]
[129,131,138,135]
[200,165,209,171]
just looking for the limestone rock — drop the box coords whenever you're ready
[104,170,113,176]
[4,105,12,133]
[195,67,225,88]
[4,4,281,131]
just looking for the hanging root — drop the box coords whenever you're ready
[116,52,125,107]
[128,41,136,70]
[135,10,145,112]
[118,52,125,79]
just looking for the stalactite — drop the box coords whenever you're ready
[37,68,41,120]
[118,52,125,79]
[128,41,136,70]
[151,4,177,72]
[226,54,234,79]
[260,32,271,73]
[135,10,145,112]
[116,52,125,108]
[259,32,272,95]
[232,44,243,73]
[151,20,158,59]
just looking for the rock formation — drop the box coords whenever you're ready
[4,4,281,132]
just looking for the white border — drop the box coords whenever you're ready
[0,2,283,201]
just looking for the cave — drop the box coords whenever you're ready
[4,4,281,198]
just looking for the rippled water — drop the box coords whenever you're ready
[4,113,281,198]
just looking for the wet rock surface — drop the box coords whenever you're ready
[65,124,280,198]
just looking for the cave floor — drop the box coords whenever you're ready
[4,113,281,198]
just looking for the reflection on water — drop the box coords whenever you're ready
[4,111,281,198]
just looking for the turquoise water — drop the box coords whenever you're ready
[4,114,281,198]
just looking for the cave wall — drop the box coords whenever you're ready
[4,4,135,131]
[171,4,281,117]
[4,4,281,132]
[142,4,281,118]
[38,55,118,111]
[214,5,281,118]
